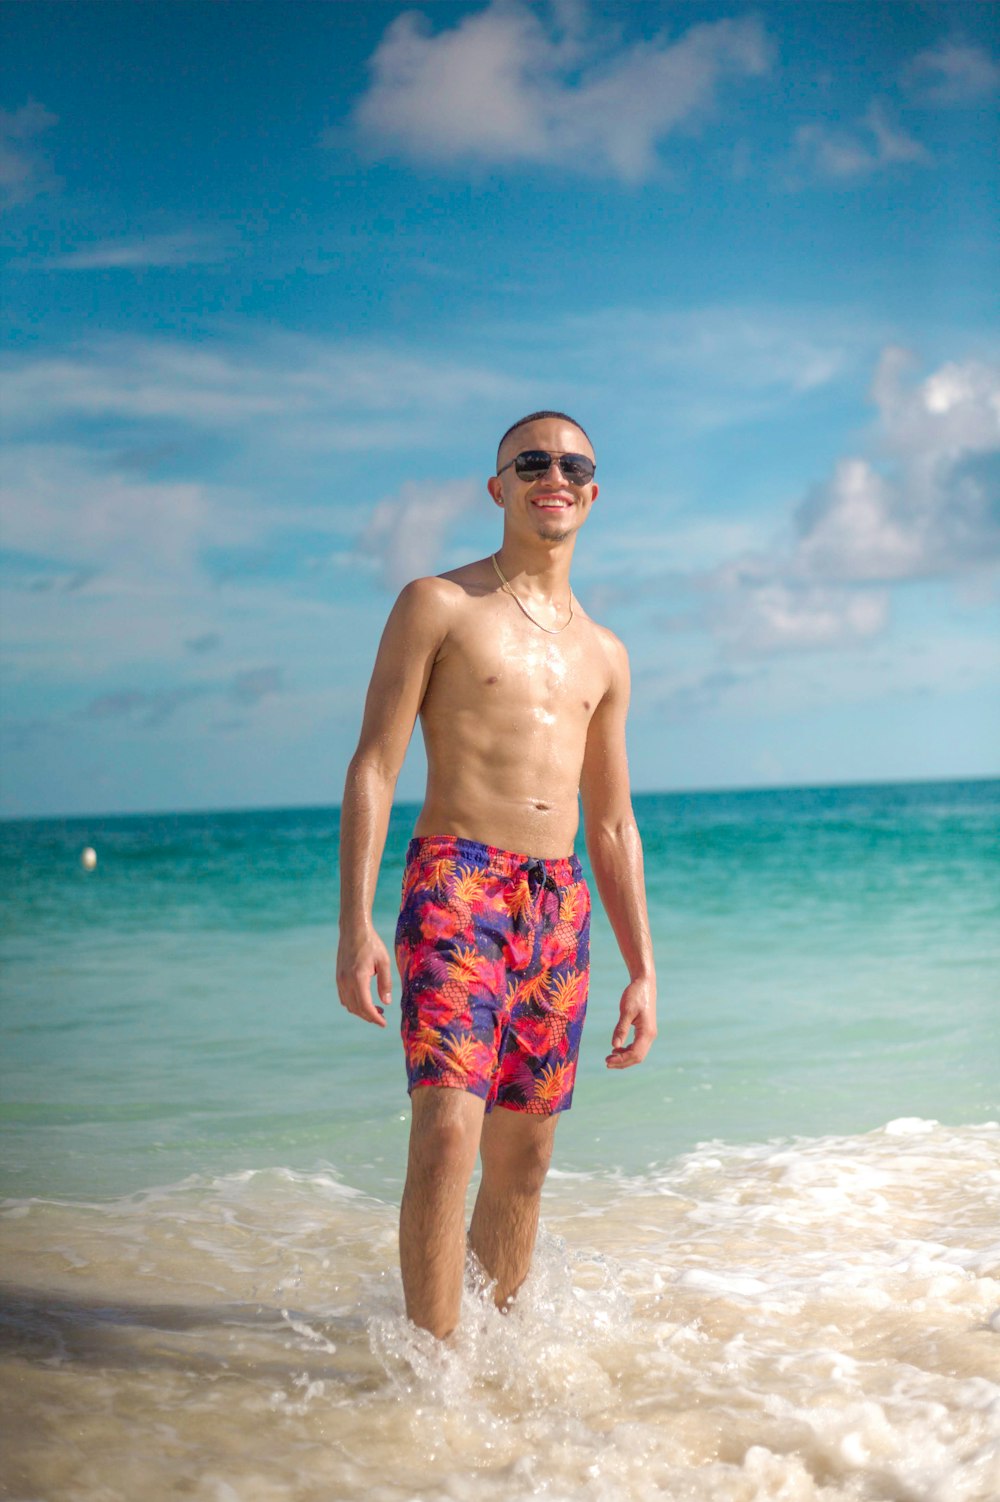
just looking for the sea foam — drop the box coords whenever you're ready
[3,1120,997,1500]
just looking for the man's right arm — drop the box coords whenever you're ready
[336,578,450,1027]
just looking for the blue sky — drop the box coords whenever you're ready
[1,0,997,817]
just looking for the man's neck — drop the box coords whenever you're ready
[494,536,576,595]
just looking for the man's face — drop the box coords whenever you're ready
[491,418,599,543]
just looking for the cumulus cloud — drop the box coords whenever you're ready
[359,476,481,589]
[43,232,226,271]
[793,458,922,582]
[351,3,772,181]
[704,563,891,654]
[793,102,929,182]
[0,100,57,209]
[696,348,1000,654]
[904,40,1000,105]
[795,348,1000,584]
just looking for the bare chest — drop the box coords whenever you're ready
[428,608,608,722]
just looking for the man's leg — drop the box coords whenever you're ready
[469,1106,559,1310]
[399,1086,485,1339]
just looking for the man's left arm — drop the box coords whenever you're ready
[579,638,657,1069]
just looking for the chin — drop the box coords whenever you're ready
[536,522,575,542]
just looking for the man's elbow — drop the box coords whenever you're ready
[345,746,401,793]
[584,808,640,853]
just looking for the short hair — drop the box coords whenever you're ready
[496,410,592,469]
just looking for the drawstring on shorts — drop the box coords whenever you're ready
[519,857,560,927]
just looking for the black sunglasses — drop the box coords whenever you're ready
[497,450,596,485]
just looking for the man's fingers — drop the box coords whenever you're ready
[605,1040,646,1068]
[375,949,393,1008]
[349,986,388,1027]
[337,967,389,1027]
[606,1007,656,1068]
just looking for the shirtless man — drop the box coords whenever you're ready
[337,411,656,1339]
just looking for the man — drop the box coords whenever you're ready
[337,411,656,1339]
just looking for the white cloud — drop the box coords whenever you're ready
[694,348,1000,654]
[0,331,521,698]
[793,102,929,182]
[0,333,519,442]
[81,683,211,729]
[872,346,1000,459]
[904,40,1000,105]
[795,348,1000,584]
[351,3,772,181]
[0,100,58,209]
[643,624,1000,723]
[75,664,284,731]
[0,443,246,582]
[230,665,284,705]
[793,458,924,582]
[563,302,874,426]
[359,476,481,589]
[706,565,891,654]
[43,232,226,270]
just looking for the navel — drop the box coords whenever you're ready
[534,801,552,812]
[486,675,499,685]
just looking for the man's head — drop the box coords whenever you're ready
[494,411,593,473]
[489,411,598,543]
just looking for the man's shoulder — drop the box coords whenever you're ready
[394,571,467,614]
[398,559,492,610]
[437,557,494,594]
[391,564,488,637]
[579,610,629,666]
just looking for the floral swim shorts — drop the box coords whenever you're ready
[395,835,591,1115]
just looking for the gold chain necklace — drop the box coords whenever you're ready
[491,553,574,635]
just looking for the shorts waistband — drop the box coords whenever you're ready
[405,834,582,885]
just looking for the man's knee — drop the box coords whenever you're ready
[481,1115,556,1197]
[510,1146,551,1197]
[407,1087,484,1184]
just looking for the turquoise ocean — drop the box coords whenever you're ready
[2,780,998,1501]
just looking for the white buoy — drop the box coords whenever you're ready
[81,846,97,871]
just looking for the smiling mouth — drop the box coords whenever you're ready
[531,494,573,508]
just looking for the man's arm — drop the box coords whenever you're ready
[336,578,449,1028]
[579,637,657,1069]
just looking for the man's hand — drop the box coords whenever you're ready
[337,926,393,1028]
[605,976,657,1069]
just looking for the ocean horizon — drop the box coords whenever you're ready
[6,768,998,826]
[2,775,998,1500]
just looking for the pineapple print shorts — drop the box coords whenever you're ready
[396,835,591,1115]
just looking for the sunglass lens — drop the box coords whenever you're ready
[514,451,552,479]
[559,454,595,483]
[513,451,595,483]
